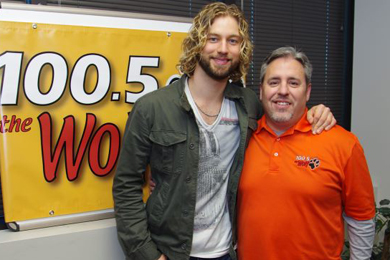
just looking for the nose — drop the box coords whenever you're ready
[278,81,289,95]
[218,39,228,54]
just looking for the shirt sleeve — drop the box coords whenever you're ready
[343,212,375,260]
[342,140,376,220]
[112,100,161,260]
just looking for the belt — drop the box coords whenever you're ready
[189,254,231,260]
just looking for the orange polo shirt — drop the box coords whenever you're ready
[237,110,375,260]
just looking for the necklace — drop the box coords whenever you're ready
[194,101,220,118]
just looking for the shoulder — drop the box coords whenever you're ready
[139,78,182,102]
[324,125,359,144]
[230,84,258,99]
[315,125,362,156]
[226,83,260,107]
[242,87,259,100]
[239,87,262,118]
[134,77,183,110]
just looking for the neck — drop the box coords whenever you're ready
[188,64,228,103]
[266,119,292,134]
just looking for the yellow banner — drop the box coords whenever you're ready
[0,20,186,223]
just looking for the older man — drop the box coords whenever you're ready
[113,3,335,260]
[237,47,375,260]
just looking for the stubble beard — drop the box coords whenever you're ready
[268,107,294,123]
[269,112,294,123]
[199,56,239,81]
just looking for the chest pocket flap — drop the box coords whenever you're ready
[149,131,187,146]
[149,131,187,174]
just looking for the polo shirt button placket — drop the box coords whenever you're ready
[270,137,281,171]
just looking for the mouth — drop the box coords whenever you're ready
[212,57,230,66]
[272,100,291,109]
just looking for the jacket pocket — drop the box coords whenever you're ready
[149,130,187,175]
[147,181,170,229]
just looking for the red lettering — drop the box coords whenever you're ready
[21,118,33,132]
[8,115,21,132]
[0,115,10,133]
[38,112,121,182]
[295,160,310,167]
[89,124,120,176]
[38,112,96,182]
[0,115,33,133]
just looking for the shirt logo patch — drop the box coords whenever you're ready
[294,156,320,170]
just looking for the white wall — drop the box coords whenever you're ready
[0,219,125,260]
[352,0,390,202]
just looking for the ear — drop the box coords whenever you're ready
[306,83,312,101]
[260,84,263,101]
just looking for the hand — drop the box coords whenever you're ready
[157,254,168,260]
[149,175,156,195]
[307,104,336,134]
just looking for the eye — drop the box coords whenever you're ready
[268,80,279,87]
[208,36,218,43]
[229,38,239,45]
[289,80,300,87]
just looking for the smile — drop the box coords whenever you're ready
[212,57,230,66]
[273,100,291,106]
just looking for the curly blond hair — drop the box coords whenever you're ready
[179,2,253,82]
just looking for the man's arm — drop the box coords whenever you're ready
[113,100,161,260]
[343,213,375,260]
[342,140,376,260]
[307,104,337,134]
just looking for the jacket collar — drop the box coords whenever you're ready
[256,108,311,137]
[177,75,191,112]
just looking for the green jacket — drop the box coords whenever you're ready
[113,76,261,260]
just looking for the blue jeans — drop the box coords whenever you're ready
[189,254,232,260]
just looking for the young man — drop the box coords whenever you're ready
[113,3,334,260]
[237,47,375,260]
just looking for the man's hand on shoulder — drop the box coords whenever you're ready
[158,254,168,260]
[307,104,336,134]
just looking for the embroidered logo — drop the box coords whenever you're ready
[294,156,320,170]
[308,158,320,170]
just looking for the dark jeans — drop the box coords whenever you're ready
[189,254,232,260]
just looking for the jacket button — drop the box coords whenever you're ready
[186,176,191,182]
[189,143,195,150]
[181,243,187,250]
[183,210,189,216]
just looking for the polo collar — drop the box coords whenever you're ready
[256,108,312,137]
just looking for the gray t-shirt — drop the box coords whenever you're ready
[185,83,240,258]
